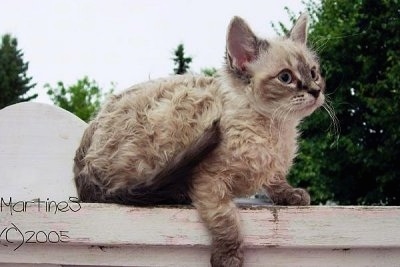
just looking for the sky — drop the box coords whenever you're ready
[0,0,306,103]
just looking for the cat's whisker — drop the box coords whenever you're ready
[312,32,363,53]
[272,105,288,127]
[279,105,295,135]
[269,106,282,137]
[324,91,336,97]
[322,99,340,147]
[270,102,294,139]
[271,103,291,126]
[312,37,329,53]
[269,102,289,136]
[324,97,339,134]
[284,105,297,131]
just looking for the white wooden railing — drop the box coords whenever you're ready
[0,102,399,267]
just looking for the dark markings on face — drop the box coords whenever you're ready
[258,47,325,104]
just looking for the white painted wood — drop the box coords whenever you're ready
[0,264,61,267]
[1,102,399,266]
[0,204,400,266]
[2,204,400,248]
[0,102,86,201]
[2,244,400,267]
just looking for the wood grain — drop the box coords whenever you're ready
[0,204,399,266]
[1,103,399,266]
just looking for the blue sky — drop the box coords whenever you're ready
[0,0,305,103]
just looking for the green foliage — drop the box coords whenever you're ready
[286,0,400,204]
[46,77,113,122]
[0,34,37,109]
[173,44,192,74]
[201,67,218,77]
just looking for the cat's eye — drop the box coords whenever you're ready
[311,68,318,80]
[278,70,293,84]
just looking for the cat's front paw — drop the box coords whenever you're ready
[211,250,243,267]
[210,241,244,267]
[268,186,311,206]
[286,188,310,205]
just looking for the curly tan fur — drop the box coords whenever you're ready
[74,13,326,267]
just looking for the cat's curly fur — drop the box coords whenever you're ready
[74,13,326,267]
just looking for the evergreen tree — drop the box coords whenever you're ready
[173,44,192,74]
[0,34,37,109]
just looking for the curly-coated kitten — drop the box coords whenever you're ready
[74,13,326,267]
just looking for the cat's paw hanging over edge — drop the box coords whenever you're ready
[211,251,244,267]
[210,238,244,267]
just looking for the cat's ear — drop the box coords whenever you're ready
[288,13,308,44]
[226,16,258,73]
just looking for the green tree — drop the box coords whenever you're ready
[46,77,112,122]
[0,34,37,109]
[201,67,217,77]
[173,43,192,74]
[286,0,400,204]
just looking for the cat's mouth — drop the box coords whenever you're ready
[293,95,324,114]
[303,98,318,108]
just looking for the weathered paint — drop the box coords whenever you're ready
[1,103,400,267]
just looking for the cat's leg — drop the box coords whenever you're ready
[191,177,244,267]
[264,174,310,205]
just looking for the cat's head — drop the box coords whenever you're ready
[224,13,325,120]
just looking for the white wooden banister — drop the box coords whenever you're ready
[1,103,399,267]
[0,102,85,201]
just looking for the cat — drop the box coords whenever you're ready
[74,13,326,267]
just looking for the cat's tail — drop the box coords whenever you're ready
[105,118,221,205]
[76,118,221,206]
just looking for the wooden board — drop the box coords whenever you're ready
[0,102,85,201]
[0,204,400,266]
[1,103,400,266]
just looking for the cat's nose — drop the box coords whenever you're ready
[307,88,321,98]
